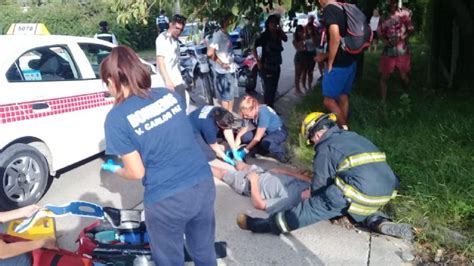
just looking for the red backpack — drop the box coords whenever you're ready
[329,2,373,54]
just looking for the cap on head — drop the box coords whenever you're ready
[301,112,337,144]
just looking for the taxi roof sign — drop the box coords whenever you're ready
[7,23,50,35]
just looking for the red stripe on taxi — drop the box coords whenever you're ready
[0,92,114,124]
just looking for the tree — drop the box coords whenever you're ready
[111,0,291,25]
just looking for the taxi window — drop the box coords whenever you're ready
[6,46,80,82]
[78,43,112,78]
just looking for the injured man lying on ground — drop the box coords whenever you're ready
[211,161,311,214]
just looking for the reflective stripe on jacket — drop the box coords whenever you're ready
[335,152,397,216]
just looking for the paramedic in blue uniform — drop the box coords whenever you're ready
[236,112,413,240]
[235,95,288,163]
[100,46,216,266]
[189,105,242,166]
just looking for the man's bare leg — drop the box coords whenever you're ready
[380,73,390,101]
[221,100,231,112]
[338,94,349,128]
[400,72,410,91]
[324,97,346,127]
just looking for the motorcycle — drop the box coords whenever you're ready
[180,42,215,105]
[234,53,259,95]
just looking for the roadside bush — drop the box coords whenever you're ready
[0,2,157,50]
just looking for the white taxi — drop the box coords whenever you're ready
[0,34,157,210]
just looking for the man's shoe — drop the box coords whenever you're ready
[236,213,249,230]
[378,221,414,240]
[236,213,272,233]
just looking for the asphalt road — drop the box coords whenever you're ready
[24,34,414,265]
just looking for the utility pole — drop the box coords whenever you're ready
[175,0,181,14]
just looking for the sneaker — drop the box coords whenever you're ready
[378,222,414,240]
[236,213,249,230]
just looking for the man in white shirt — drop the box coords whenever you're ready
[155,14,189,109]
[207,12,238,112]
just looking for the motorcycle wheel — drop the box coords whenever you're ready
[246,67,258,92]
[201,74,214,106]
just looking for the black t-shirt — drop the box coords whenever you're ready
[255,31,284,69]
[322,4,356,67]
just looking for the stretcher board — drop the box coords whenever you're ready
[14,201,104,233]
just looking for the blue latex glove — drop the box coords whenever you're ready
[236,148,247,160]
[232,149,244,161]
[102,159,123,173]
[225,149,233,159]
[223,155,236,166]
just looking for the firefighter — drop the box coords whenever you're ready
[236,112,413,240]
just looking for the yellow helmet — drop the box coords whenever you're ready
[301,112,337,141]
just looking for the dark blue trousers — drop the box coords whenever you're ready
[280,184,388,232]
[144,177,217,266]
[241,127,288,160]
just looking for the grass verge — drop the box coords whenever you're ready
[289,43,474,261]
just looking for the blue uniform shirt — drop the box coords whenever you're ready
[189,105,219,145]
[104,88,212,204]
[244,105,283,132]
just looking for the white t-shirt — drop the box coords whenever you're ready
[209,30,236,74]
[369,16,380,32]
[155,32,184,86]
[94,33,118,45]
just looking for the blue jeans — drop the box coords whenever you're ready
[215,72,237,101]
[241,127,288,160]
[144,177,217,266]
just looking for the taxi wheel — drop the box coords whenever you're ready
[0,144,49,211]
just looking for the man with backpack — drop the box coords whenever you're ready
[315,0,358,130]
[156,10,169,34]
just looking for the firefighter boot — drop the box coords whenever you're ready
[236,213,272,233]
[367,215,414,240]
[378,221,414,240]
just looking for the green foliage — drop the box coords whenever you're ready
[291,44,474,259]
[0,2,157,50]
